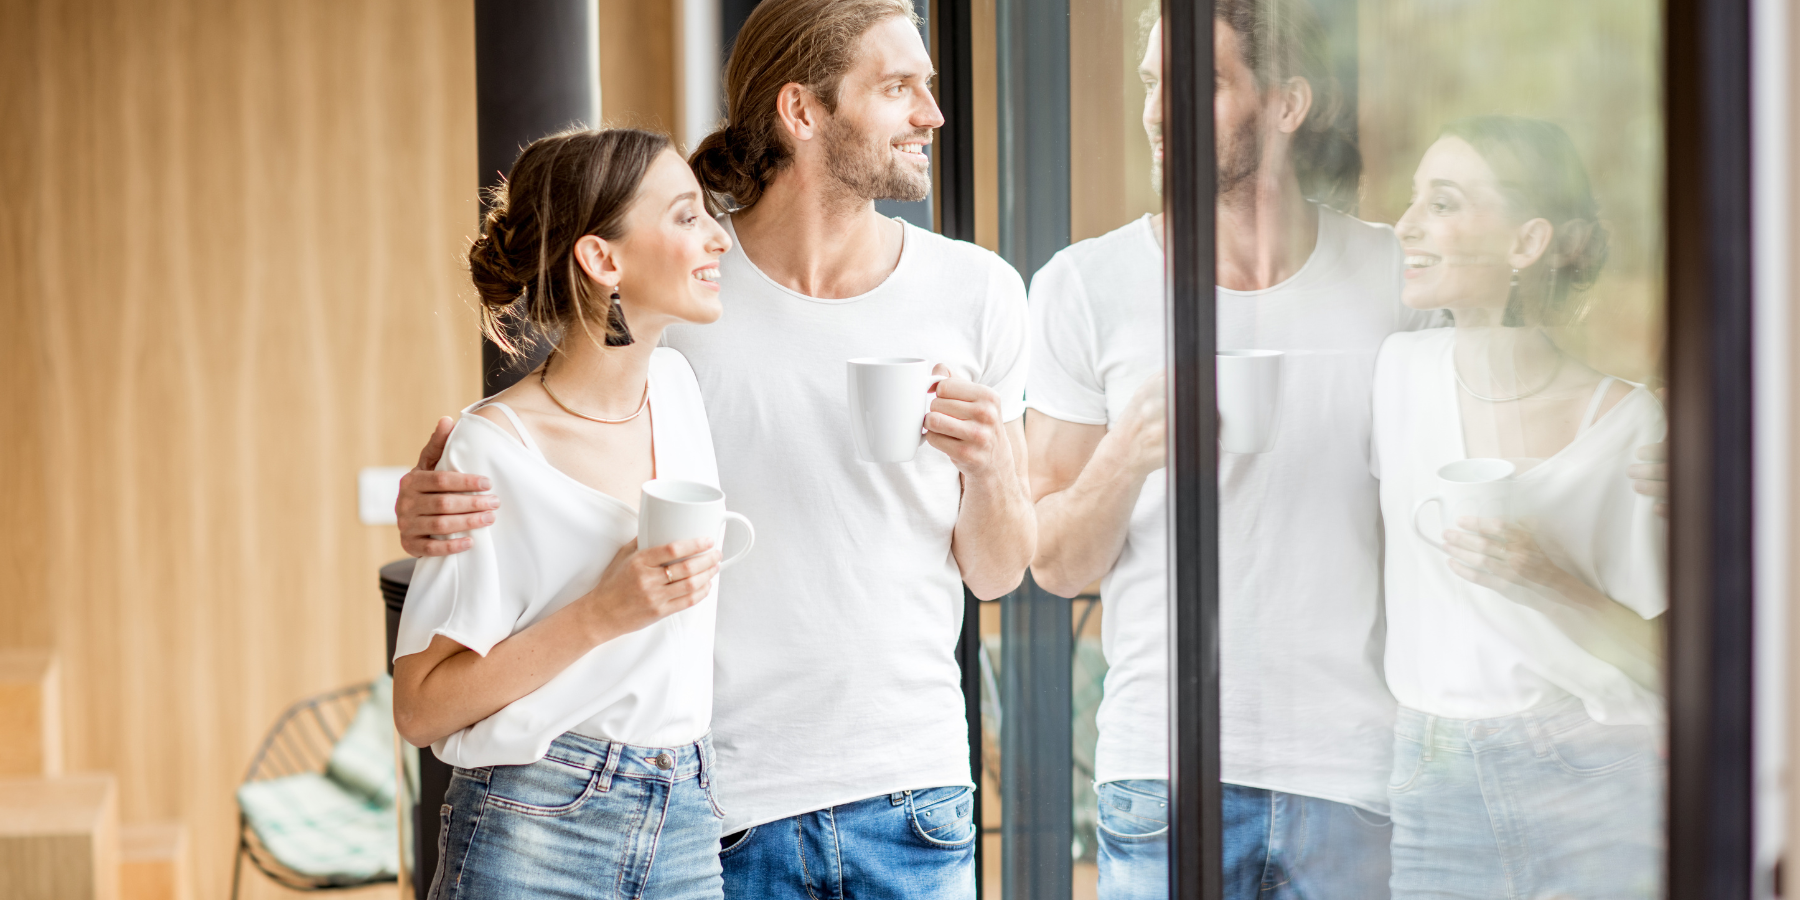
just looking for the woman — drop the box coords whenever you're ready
[392,128,734,899]
[1372,116,1665,899]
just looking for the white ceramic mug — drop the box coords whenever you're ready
[1217,350,1284,454]
[1412,458,1516,553]
[846,357,949,463]
[639,479,755,569]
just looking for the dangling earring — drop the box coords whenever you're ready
[604,288,635,347]
[1501,267,1525,327]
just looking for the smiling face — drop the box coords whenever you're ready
[1395,137,1547,314]
[816,15,943,202]
[1140,19,1163,191]
[587,150,732,330]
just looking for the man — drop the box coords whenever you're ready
[1027,2,1421,897]
[396,1,1031,898]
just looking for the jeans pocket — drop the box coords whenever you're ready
[1547,719,1655,777]
[1095,781,1169,841]
[719,825,757,858]
[702,778,727,820]
[426,803,454,900]
[1388,734,1427,794]
[909,786,977,848]
[483,756,599,816]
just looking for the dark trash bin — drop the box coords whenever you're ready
[380,558,452,899]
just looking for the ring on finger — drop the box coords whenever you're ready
[666,567,675,584]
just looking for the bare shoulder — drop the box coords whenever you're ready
[1593,377,1637,422]
[470,380,550,446]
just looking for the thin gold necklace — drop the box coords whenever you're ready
[539,359,649,424]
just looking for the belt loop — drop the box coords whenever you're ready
[1422,716,1436,762]
[696,739,710,788]
[596,742,624,793]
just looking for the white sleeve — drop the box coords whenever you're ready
[980,253,1032,422]
[1601,398,1670,620]
[392,422,521,661]
[1025,252,1108,426]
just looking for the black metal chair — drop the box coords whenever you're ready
[230,681,399,899]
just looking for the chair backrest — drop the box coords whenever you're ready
[242,682,374,784]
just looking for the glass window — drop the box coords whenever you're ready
[1205,1,1666,897]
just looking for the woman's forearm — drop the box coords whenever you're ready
[393,598,620,747]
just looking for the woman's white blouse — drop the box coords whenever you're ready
[395,348,720,766]
[1372,329,1667,727]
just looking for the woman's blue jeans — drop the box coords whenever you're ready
[429,733,725,900]
[1388,698,1663,900]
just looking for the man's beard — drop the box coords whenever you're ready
[1215,114,1262,200]
[821,115,932,202]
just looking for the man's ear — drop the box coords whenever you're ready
[775,82,824,144]
[573,234,621,290]
[1274,76,1314,135]
[1507,218,1555,270]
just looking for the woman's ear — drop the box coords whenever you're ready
[1507,218,1554,270]
[573,234,621,290]
[776,82,822,144]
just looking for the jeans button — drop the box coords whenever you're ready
[654,753,674,770]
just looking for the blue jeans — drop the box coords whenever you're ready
[429,733,724,900]
[1096,780,1392,900]
[719,786,976,900]
[1388,698,1663,900]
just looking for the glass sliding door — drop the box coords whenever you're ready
[978,0,1172,896]
[1152,0,1759,895]
[1199,0,1673,895]
[950,0,1757,895]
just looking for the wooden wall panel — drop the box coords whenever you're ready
[600,0,679,136]
[0,1,480,898]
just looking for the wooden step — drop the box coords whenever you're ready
[0,774,120,900]
[0,649,62,776]
[119,823,189,900]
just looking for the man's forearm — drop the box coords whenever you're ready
[953,466,1037,600]
[1033,433,1147,597]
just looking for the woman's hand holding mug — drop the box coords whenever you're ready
[582,537,721,639]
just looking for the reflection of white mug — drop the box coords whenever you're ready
[847,357,948,463]
[1217,350,1284,454]
[639,479,755,569]
[1412,458,1516,553]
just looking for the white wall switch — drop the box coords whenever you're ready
[358,466,410,526]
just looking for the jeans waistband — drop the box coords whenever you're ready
[1394,696,1603,751]
[541,731,714,784]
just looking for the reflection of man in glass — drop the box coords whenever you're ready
[1027,1,1430,897]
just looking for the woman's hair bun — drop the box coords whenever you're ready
[467,196,528,311]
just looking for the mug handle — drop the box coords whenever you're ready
[920,372,949,435]
[1412,496,1446,553]
[719,512,756,570]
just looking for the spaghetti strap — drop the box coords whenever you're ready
[480,402,547,459]
[1577,376,1618,435]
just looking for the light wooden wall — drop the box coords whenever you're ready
[600,0,679,138]
[0,1,481,899]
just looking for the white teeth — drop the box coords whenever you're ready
[895,144,924,155]
[693,268,719,282]
[1404,255,1438,269]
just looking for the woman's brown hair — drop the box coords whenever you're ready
[1439,115,1610,325]
[689,0,918,212]
[468,127,672,357]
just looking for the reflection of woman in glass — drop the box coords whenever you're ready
[1371,117,1665,899]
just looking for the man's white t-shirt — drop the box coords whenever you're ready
[1027,210,1432,813]
[664,216,1029,833]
